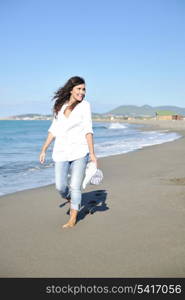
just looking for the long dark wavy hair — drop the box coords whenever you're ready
[52,76,85,118]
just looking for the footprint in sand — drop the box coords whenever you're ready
[169,177,185,185]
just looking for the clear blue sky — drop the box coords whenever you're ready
[0,0,185,116]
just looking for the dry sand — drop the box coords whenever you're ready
[0,121,185,278]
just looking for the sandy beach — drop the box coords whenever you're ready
[0,120,185,278]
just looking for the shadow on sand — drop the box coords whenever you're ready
[59,189,108,224]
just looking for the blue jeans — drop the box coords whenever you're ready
[55,153,89,211]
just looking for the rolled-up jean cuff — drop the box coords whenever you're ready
[71,203,81,211]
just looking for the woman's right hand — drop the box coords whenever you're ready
[39,151,46,164]
[89,153,98,168]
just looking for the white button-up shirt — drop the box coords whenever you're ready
[48,100,93,162]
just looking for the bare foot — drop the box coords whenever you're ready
[62,220,76,228]
[62,209,77,229]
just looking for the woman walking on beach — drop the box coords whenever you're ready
[39,76,97,228]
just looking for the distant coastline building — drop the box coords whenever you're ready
[155,110,183,120]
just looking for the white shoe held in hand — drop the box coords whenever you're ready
[90,168,103,185]
[82,161,103,189]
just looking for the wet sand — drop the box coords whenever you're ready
[0,122,185,277]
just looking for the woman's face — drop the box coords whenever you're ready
[70,84,86,102]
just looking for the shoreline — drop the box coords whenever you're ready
[1,134,184,198]
[0,132,184,198]
[1,120,185,198]
[0,136,183,198]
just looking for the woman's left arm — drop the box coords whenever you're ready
[82,102,98,167]
[85,133,98,167]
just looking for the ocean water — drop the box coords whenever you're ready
[0,120,181,196]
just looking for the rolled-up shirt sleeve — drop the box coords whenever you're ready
[82,102,94,135]
[48,117,58,137]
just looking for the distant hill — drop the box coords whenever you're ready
[1,113,103,120]
[8,113,102,118]
[107,105,185,116]
[2,106,185,120]
[10,114,52,118]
